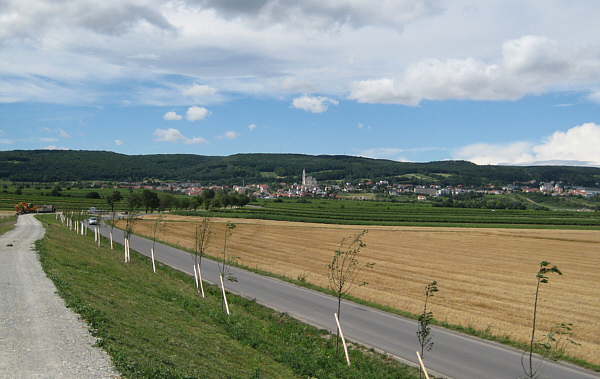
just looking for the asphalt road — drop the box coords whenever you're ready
[94,218,599,379]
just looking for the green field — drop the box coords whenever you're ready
[0,184,187,213]
[182,198,600,229]
[2,180,598,228]
[0,215,16,235]
[35,214,420,378]
[0,183,125,211]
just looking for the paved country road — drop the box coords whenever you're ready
[95,218,599,379]
[0,215,117,378]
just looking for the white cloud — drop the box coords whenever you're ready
[185,136,209,145]
[454,141,535,166]
[349,78,418,105]
[533,123,600,164]
[274,77,316,93]
[58,128,70,138]
[115,139,123,146]
[1,1,599,108]
[186,106,211,121]
[163,111,183,121]
[292,95,339,113]
[349,35,600,105]
[182,84,217,97]
[588,89,600,104]
[217,131,240,140]
[153,128,209,145]
[153,128,187,143]
[44,145,69,150]
[248,123,256,131]
[40,137,58,142]
[454,123,600,166]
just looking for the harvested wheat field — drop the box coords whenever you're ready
[129,215,600,365]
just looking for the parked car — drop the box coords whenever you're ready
[89,217,99,225]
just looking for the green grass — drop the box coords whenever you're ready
[0,185,188,213]
[0,215,17,236]
[35,214,420,379]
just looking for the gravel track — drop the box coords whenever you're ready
[0,214,118,378]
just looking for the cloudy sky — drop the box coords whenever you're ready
[1,0,599,166]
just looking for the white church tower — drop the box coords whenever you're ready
[301,168,317,189]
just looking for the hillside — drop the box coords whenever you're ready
[1,150,599,186]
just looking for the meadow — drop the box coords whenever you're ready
[129,214,600,367]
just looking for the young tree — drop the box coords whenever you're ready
[327,230,374,352]
[106,190,124,249]
[416,280,438,372]
[218,222,237,313]
[217,222,237,280]
[123,192,142,262]
[150,213,166,273]
[521,261,566,379]
[193,214,213,297]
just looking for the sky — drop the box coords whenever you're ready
[1,0,600,166]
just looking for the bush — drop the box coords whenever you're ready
[85,191,101,199]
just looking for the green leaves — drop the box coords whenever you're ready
[417,280,439,360]
[425,281,438,297]
[328,230,371,297]
[536,261,562,284]
[523,260,566,378]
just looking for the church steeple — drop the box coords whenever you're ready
[302,168,306,186]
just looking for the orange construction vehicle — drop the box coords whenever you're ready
[15,202,35,214]
[15,202,37,215]
[15,202,55,214]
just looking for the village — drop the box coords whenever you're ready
[97,167,600,201]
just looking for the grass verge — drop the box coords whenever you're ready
[0,215,17,236]
[35,214,420,379]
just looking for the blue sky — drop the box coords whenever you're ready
[1,1,599,166]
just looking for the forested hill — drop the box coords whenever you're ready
[1,150,599,186]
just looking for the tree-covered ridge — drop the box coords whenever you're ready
[1,150,599,186]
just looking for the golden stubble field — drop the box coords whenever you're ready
[128,215,600,364]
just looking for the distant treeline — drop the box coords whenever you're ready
[1,150,599,186]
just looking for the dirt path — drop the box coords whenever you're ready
[0,214,117,378]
